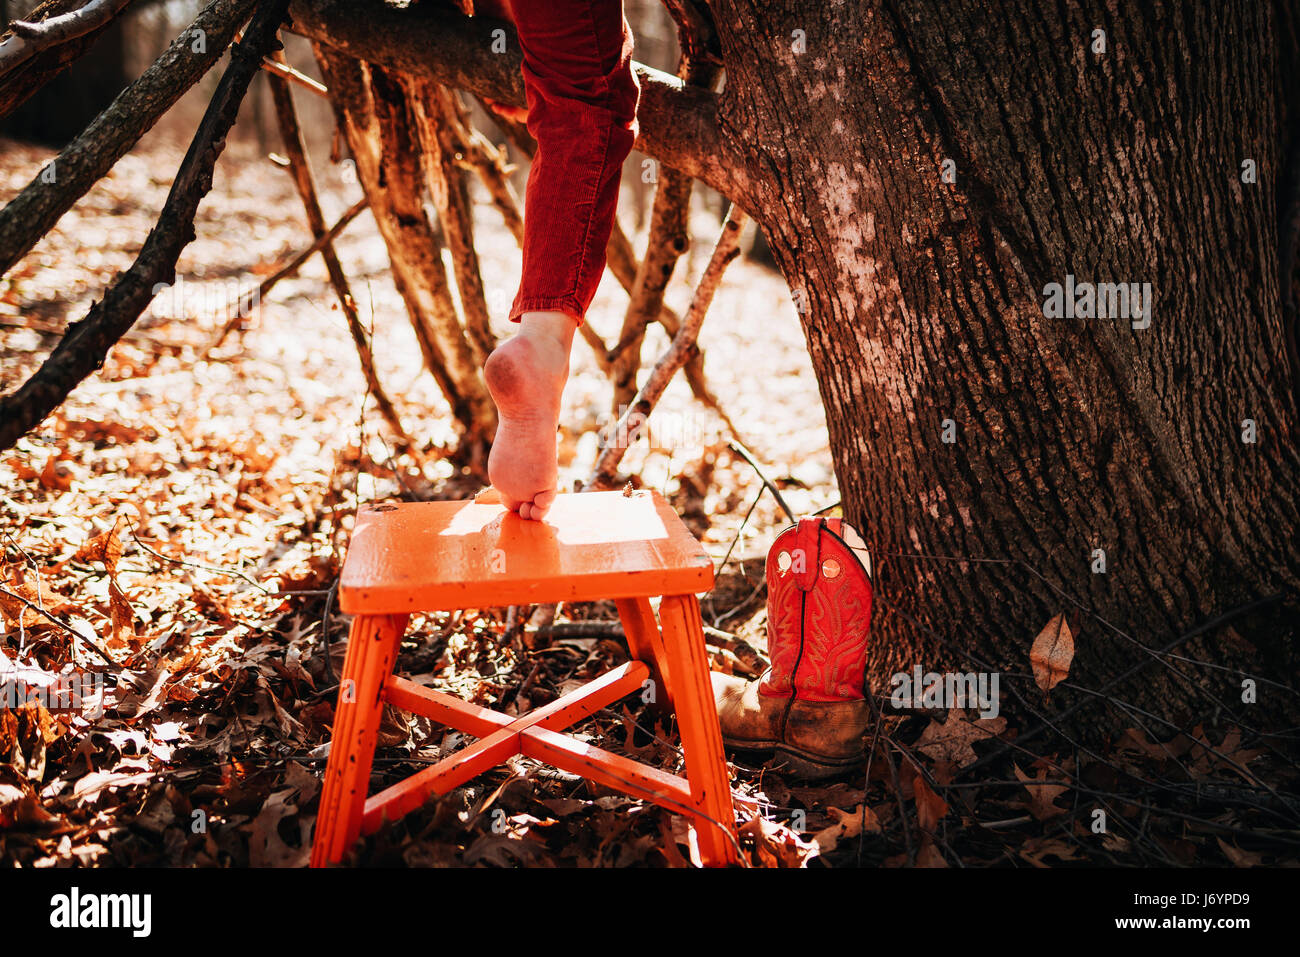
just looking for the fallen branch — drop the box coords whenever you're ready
[409,80,495,365]
[0,0,260,279]
[588,205,748,488]
[0,0,292,451]
[315,48,495,457]
[0,0,127,120]
[0,0,134,80]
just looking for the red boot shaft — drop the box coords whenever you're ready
[760,518,873,702]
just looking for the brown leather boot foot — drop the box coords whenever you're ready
[711,672,783,753]
[773,696,870,780]
[713,674,870,779]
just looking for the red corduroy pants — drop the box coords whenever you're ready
[478,1,640,325]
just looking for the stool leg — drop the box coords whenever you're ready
[311,612,408,866]
[615,597,674,713]
[657,594,740,867]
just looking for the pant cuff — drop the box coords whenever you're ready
[509,296,586,326]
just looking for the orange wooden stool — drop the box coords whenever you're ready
[310,489,740,866]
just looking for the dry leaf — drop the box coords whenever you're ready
[1116,726,1173,761]
[1020,836,1081,867]
[38,454,74,491]
[108,577,136,645]
[1014,763,1069,820]
[913,773,948,835]
[812,804,880,853]
[1216,837,1263,868]
[738,811,818,868]
[915,842,948,868]
[915,708,1007,767]
[1190,727,1265,783]
[1030,613,1074,691]
[73,516,125,574]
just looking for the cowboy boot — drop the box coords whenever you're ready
[712,517,873,779]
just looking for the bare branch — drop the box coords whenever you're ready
[408,80,496,366]
[313,46,496,456]
[0,0,134,80]
[609,166,693,411]
[461,126,523,247]
[0,0,260,279]
[203,195,369,356]
[0,0,292,451]
[9,0,132,42]
[588,206,748,488]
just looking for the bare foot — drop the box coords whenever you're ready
[484,312,575,521]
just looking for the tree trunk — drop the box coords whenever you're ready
[712,0,1300,719]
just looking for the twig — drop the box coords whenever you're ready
[126,521,271,595]
[460,125,523,246]
[726,439,796,524]
[201,195,369,356]
[265,45,410,447]
[259,54,326,97]
[714,481,766,577]
[588,205,748,488]
[318,577,339,682]
[0,584,119,669]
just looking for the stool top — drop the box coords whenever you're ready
[338,489,715,613]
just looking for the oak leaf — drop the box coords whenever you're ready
[916,708,1007,767]
[1216,838,1263,868]
[1013,763,1069,820]
[812,804,881,854]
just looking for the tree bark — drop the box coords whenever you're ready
[289,1,1300,723]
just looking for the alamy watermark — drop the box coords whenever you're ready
[1,670,106,719]
[1042,274,1151,330]
[890,666,1001,719]
[49,887,151,937]
[149,274,260,324]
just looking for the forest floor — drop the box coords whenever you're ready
[2,133,1296,868]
